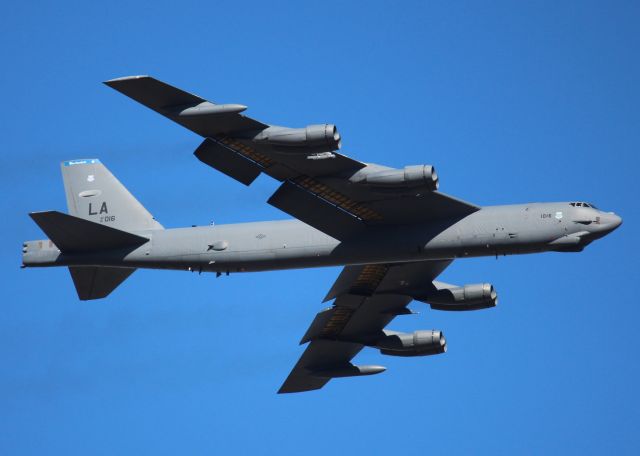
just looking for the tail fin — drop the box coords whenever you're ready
[25,158,160,300]
[69,266,135,300]
[61,159,162,231]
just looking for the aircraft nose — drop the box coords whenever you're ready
[611,213,622,230]
[604,212,622,232]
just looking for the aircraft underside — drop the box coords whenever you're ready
[22,76,621,393]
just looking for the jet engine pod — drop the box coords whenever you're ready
[377,330,446,357]
[252,124,341,150]
[354,165,439,190]
[425,283,498,311]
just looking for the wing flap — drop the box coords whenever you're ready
[299,307,334,345]
[323,263,390,302]
[364,190,479,223]
[268,181,363,240]
[194,138,262,186]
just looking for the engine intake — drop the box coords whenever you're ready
[376,330,446,357]
[253,124,341,151]
[353,165,439,191]
[424,283,498,311]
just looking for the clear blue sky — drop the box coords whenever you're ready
[2,1,638,454]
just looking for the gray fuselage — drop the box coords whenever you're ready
[23,202,622,273]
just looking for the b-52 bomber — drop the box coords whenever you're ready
[23,76,622,393]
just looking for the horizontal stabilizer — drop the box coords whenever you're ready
[29,211,148,253]
[69,266,135,300]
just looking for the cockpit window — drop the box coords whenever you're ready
[570,202,597,209]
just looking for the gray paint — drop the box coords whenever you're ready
[21,76,623,393]
[23,202,621,272]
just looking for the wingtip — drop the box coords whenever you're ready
[103,75,151,86]
[276,386,301,394]
[277,384,322,394]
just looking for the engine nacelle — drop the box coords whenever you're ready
[253,124,341,150]
[352,165,439,191]
[424,283,498,311]
[376,330,446,357]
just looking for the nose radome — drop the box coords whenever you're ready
[603,212,622,232]
[611,213,622,230]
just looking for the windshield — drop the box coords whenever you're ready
[570,202,597,209]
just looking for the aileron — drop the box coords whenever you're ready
[194,138,262,186]
[268,181,363,240]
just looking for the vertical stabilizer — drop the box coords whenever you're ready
[61,159,163,231]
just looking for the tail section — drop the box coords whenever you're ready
[61,159,162,231]
[24,158,161,300]
[27,211,147,301]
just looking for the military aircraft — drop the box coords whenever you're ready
[22,76,622,393]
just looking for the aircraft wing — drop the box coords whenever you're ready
[106,76,479,239]
[278,259,452,393]
[104,76,268,136]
